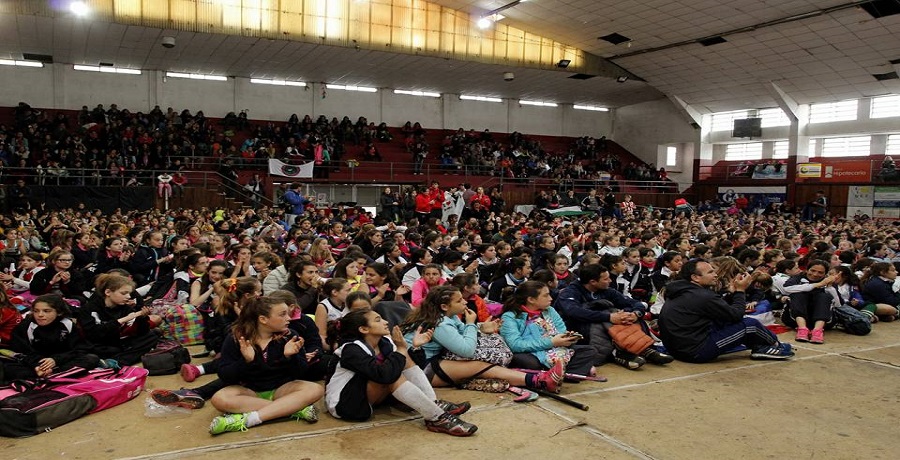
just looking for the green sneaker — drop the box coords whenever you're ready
[209,413,248,435]
[291,405,319,424]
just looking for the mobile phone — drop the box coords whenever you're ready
[565,331,583,340]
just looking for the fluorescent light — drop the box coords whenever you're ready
[477,17,492,29]
[166,71,227,81]
[250,78,306,87]
[70,1,90,16]
[0,59,44,68]
[573,105,610,112]
[326,84,377,93]
[74,64,141,75]
[520,100,558,107]
[460,95,502,103]
[394,89,441,98]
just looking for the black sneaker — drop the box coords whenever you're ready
[150,388,205,410]
[425,413,478,436]
[612,349,646,370]
[436,400,471,416]
[641,348,674,365]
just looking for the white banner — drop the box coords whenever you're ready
[268,159,314,178]
[441,191,465,224]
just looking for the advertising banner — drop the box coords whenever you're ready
[822,160,872,182]
[797,163,822,178]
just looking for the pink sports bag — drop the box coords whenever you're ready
[0,366,148,437]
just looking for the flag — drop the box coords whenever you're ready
[441,191,465,224]
[268,158,314,178]
[546,206,593,217]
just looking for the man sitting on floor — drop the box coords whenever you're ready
[658,260,794,363]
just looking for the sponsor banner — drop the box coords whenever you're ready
[822,160,872,183]
[751,161,788,180]
[874,200,900,208]
[873,207,900,219]
[717,186,786,208]
[847,186,875,207]
[797,163,822,178]
[874,186,900,201]
[847,206,874,218]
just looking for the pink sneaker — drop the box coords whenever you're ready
[810,329,824,344]
[795,327,810,342]
[180,363,201,382]
[530,360,565,393]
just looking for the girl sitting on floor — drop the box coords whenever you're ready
[208,296,324,435]
[325,307,477,436]
[78,273,160,367]
[316,278,352,351]
[411,264,445,308]
[7,294,100,380]
[401,285,563,393]
[499,281,599,377]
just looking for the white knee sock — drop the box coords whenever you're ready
[402,367,437,400]
[392,381,443,421]
[196,364,205,375]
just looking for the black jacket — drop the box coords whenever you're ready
[217,329,310,392]
[658,280,746,359]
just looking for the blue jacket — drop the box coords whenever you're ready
[555,282,645,337]
[284,189,309,215]
[500,307,566,368]
[404,314,477,360]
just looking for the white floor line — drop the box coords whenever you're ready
[532,401,657,460]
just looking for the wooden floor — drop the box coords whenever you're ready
[4,326,900,460]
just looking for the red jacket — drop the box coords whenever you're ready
[415,194,432,214]
[429,188,444,211]
[470,193,491,209]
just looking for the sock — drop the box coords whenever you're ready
[392,381,443,421]
[245,411,262,428]
[402,367,436,400]
[525,373,537,388]
[196,365,205,375]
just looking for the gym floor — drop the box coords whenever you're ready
[4,328,899,460]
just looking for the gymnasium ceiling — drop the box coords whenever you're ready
[1,0,900,113]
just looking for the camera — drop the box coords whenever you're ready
[503,72,515,81]
[161,36,176,48]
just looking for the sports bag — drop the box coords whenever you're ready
[140,339,191,376]
[607,323,654,355]
[832,304,872,336]
[0,366,148,437]
[442,333,513,366]
[162,303,205,346]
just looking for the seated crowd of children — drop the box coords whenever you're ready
[1,198,899,438]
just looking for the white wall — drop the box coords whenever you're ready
[0,63,611,137]
[612,98,700,186]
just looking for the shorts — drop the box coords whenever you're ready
[256,389,276,401]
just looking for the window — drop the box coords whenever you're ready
[773,140,789,159]
[666,146,677,166]
[871,95,900,119]
[759,108,790,127]
[820,136,871,157]
[725,142,762,160]
[887,134,900,156]
[711,110,749,131]
[809,138,818,158]
[809,99,858,123]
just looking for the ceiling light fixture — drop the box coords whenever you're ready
[69,1,90,16]
[326,84,377,93]
[574,105,610,112]
[460,95,502,103]
[557,59,571,68]
[520,100,558,107]
[74,64,141,74]
[0,59,44,68]
[250,78,306,87]
[616,76,629,83]
[166,72,227,81]
[394,89,441,98]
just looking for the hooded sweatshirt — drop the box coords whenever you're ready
[657,279,746,359]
